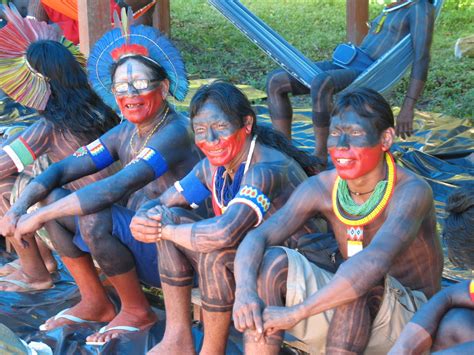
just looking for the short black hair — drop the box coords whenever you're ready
[332,87,394,136]
[443,188,474,270]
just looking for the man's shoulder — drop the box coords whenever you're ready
[395,165,432,195]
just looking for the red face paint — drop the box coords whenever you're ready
[329,143,384,180]
[196,126,249,166]
[116,87,164,124]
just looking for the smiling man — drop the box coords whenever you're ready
[9,21,204,345]
[129,81,324,354]
[232,87,443,354]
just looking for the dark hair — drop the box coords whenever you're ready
[443,188,474,270]
[333,87,394,136]
[110,55,167,83]
[189,81,323,175]
[26,40,119,141]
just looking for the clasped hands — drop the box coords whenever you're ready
[130,205,180,243]
[232,289,302,342]
[0,209,43,248]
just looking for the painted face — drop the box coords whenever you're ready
[113,59,165,124]
[192,101,250,166]
[328,110,385,180]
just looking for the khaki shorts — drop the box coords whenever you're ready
[276,246,427,355]
[10,155,54,250]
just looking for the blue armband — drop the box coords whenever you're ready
[82,139,114,170]
[174,171,210,209]
[130,146,168,178]
[228,185,271,226]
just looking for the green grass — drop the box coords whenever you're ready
[169,0,474,119]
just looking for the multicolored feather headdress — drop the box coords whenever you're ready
[88,8,188,110]
[0,4,85,111]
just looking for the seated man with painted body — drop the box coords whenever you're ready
[0,36,119,292]
[130,81,324,354]
[390,189,474,354]
[267,0,435,163]
[10,24,204,345]
[233,87,443,354]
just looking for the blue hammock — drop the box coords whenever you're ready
[208,0,444,95]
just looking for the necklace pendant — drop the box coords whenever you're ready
[346,226,363,257]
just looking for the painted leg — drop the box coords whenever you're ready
[325,285,383,354]
[86,268,158,344]
[200,310,231,355]
[147,283,195,355]
[78,210,157,344]
[244,248,288,355]
[41,254,116,330]
[266,69,309,140]
[314,125,329,165]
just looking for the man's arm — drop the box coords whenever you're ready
[232,174,326,333]
[130,160,209,244]
[397,0,435,138]
[159,163,291,252]
[14,120,190,237]
[389,280,474,354]
[0,120,52,180]
[263,178,434,332]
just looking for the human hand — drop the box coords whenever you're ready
[0,209,24,238]
[233,289,265,339]
[263,305,301,336]
[396,104,415,139]
[13,212,43,248]
[130,209,161,243]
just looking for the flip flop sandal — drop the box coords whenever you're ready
[0,277,54,293]
[39,308,97,331]
[0,260,21,276]
[85,325,140,346]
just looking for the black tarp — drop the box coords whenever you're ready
[0,95,472,353]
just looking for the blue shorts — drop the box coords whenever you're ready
[73,205,161,287]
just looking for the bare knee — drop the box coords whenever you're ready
[266,69,291,97]
[78,213,111,249]
[433,308,474,350]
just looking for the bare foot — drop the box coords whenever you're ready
[147,336,196,354]
[86,308,158,345]
[0,260,20,277]
[41,298,116,330]
[0,270,53,292]
[0,258,57,277]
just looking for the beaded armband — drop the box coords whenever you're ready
[3,137,37,172]
[129,146,168,178]
[228,185,271,226]
[74,139,114,170]
[174,171,210,209]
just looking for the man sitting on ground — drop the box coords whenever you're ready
[10,19,204,345]
[130,81,325,354]
[233,87,443,354]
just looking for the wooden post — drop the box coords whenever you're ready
[153,0,170,36]
[78,0,111,56]
[346,0,369,45]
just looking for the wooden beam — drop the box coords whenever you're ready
[78,0,111,56]
[346,0,369,45]
[153,0,170,36]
